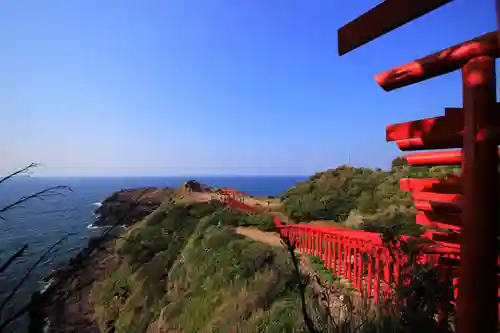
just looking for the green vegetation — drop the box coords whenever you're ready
[90,201,306,333]
[307,256,340,283]
[89,161,460,333]
[280,162,459,236]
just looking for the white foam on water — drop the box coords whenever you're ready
[86,223,105,230]
[40,277,55,294]
[43,318,51,333]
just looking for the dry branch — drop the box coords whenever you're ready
[0,245,28,274]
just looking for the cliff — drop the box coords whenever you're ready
[34,167,458,333]
[39,184,314,332]
[93,187,176,227]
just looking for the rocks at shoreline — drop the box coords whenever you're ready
[93,187,175,227]
[38,186,177,332]
[45,184,182,287]
[36,182,214,332]
[39,236,114,333]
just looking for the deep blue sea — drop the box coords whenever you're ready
[0,175,305,332]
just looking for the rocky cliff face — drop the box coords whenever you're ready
[93,187,175,227]
[37,186,176,332]
[34,182,358,333]
[36,184,308,333]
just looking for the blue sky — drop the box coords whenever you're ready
[0,0,496,176]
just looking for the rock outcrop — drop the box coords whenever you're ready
[93,187,175,227]
[38,186,176,332]
[183,180,203,192]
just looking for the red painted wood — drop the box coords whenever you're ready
[405,148,500,166]
[333,238,337,273]
[445,106,465,118]
[387,114,462,142]
[307,233,310,253]
[225,197,258,213]
[400,178,440,192]
[346,242,351,281]
[357,242,363,292]
[337,0,453,55]
[393,260,400,286]
[354,243,359,290]
[395,137,463,151]
[326,236,332,269]
[367,244,373,298]
[314,231,318,256]
[422,211,462,228]
[416,212,461,231]
[339,238,344,277]
[336,3,500,328]
[400,177,461,194]
[374,250,380,304]
[387,105,500,142]
[270,199,497,315]
[405,150,461,166]
[310,232,314,254]
[459,56,499,333]
[384,253,391,300]
[413,199,461,213]
[411,191,461,204]
[329,237,334,269]
[432,231,460,244]
[318,232,322,257]
[375,31,499,91]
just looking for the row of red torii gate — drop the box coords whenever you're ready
[224,1,500,332]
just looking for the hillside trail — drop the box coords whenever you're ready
[180,190,287,248]
[180,190,383,297]
[179,192,325,257]
[234,226,283,247]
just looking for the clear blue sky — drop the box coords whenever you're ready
[0,0,496,176]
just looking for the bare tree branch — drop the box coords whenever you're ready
[0,165,75,332]
[279,234,321,333]
[0,302,29,332]
[0,245,28,274]
[0,186,72,220]
[42,187,155,287]
[0,233,75,315]
[1,185,166,332]
[0,163,39,186]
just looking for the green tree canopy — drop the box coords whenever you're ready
[280,164,459,236]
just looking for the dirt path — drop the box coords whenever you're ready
[238,196,281,211]
[234,227,283,246]
[181,191,287,247]
[178,191,382,301]
[180,191,290,249]
[179,191,221,203]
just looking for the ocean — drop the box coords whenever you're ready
[0,175,306,332]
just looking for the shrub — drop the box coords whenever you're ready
[239,214,276,231]
[280,165,458,237]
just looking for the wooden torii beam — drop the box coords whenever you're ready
[338,1,499,332]
[377,32,499,333]
[337,0,453,55]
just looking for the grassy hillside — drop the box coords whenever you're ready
[90,200,307,333]
[280,164,459,236]
[87,166,459,333]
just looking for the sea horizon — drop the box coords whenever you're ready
[0,174,307,332]
[26,174,310,178]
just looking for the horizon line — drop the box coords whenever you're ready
[26,174,311,178]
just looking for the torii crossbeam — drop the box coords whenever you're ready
[338,1,500,332]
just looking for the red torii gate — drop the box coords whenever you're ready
[338,1,499,332]
[220,188,238,198]
[219,188,246,199]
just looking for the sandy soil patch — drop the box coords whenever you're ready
[234,227,283,247]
